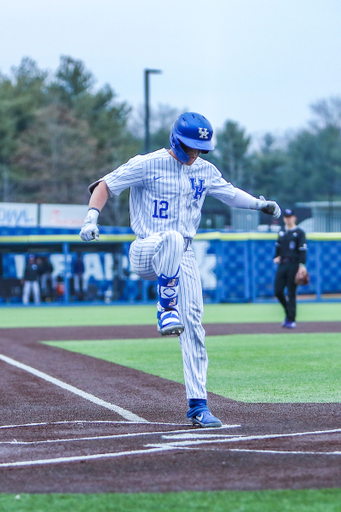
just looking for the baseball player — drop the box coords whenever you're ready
[22,254,41,305]
[80,112,281,428]
[274,208,308,328]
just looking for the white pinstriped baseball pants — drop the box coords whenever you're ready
[129,231,208,399]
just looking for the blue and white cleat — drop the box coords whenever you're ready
[189,409,223,428]
[187,398,222,428]
[284,321,296,329]
[157,307,184,337]
[187,399,223,428]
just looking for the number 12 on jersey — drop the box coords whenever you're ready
[152,200,169,219]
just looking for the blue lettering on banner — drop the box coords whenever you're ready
[0,208,35,226]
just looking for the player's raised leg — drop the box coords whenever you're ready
[153,231,185,336]
[129,231,185,336]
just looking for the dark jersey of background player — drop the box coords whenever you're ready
[273,208,307,328]
[24,256,40,281]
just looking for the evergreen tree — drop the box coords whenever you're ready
[214,120,251,188]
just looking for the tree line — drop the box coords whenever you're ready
[1,56,341,227]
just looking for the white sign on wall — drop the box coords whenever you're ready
[0,203,38,227]
[40,204,88,228]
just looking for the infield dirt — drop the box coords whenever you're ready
[0,322,340,493]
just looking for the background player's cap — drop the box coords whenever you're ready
[283,208,295,217]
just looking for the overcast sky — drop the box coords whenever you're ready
[1,0,341,140]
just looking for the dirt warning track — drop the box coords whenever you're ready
[0,322,340,493]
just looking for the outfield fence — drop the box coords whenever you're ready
[0,230,341,304]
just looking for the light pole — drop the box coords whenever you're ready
[144,68,162,154]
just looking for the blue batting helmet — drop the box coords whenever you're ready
[170,112,214,163]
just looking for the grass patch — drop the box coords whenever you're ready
[0,302,340,328]
[1,489,341,512]
[45,332,341,403]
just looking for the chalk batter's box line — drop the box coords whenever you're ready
[1,427,341,468]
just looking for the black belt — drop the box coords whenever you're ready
[281,257,298,264]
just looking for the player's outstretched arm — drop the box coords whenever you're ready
[226,187,281,219]
[79,181,110,242]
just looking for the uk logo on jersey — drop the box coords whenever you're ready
[190,178,206,200]
[198,127,209,139]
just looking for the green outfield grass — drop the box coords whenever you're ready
[0,301,340,328]
[45,332,341,403]
[1,489,341,512]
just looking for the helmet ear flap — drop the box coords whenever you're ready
[169,130,190,163]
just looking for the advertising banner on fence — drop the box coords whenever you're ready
[0,202,38,227]
[40,204,88,228]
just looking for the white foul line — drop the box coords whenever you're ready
[0,354,147,423]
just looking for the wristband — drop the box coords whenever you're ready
[86,208,99,224]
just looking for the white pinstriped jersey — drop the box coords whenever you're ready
[100,148,236,239]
